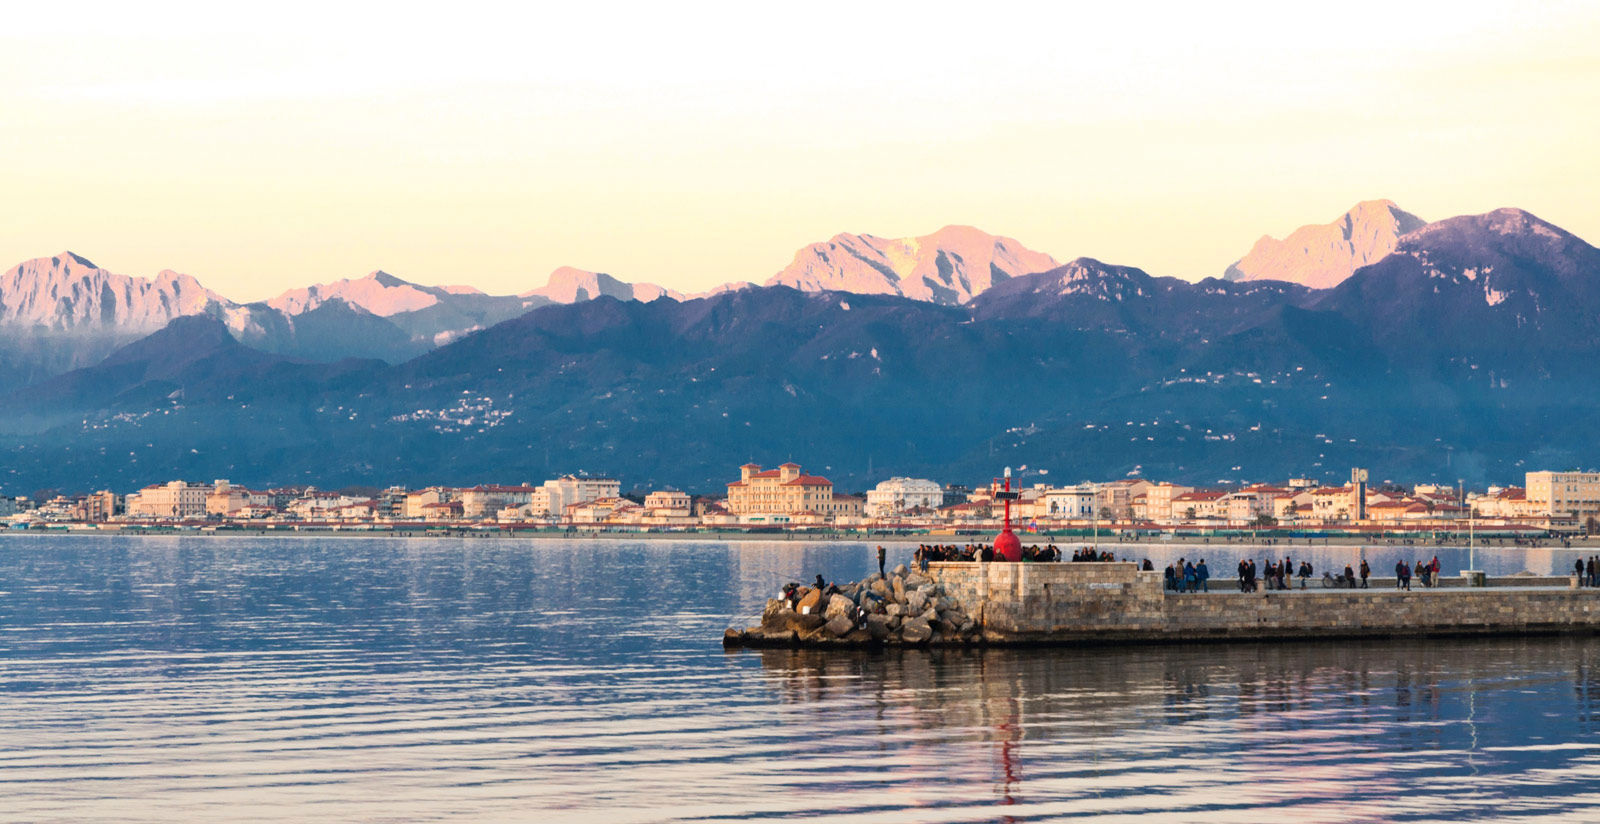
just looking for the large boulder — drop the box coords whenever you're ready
[796,587,823,614]
[892,577,906,603]
[866,614,891,640]
[825,594,855,620]
[885,602,904,619]
[871,579,890,598]
[795,613,826,632]
[905,590,928,614]
[893,564,908,577]
[906,573,932,588]
[900,619,932,644]
[761,606,799,631]
[825,615,855,637]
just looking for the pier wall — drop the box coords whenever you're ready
[928,562,1600,644]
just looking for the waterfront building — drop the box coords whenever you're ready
[1171,490,1227,521]
[1526,471,1600,523]
[726,463,832,515]
[1144,483,1195,521]
[1225,485,1289,523]
[207,481,268,516]
[461,485,538,520]
[1094,479,1154,520]
[644,490,692,515]
[865,477,944,517]
[418,500,464,521]
[378,487,409,519]
[568,497,624,524]
[73,490,121,522]
[1042,485,1097,519]
[540,475,621,517]
[405,487,458,520]
[127,480,213,519]
[1310,485,1363,522]
[1475,486,1542,519]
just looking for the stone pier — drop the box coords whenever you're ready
[929,561,1600,644]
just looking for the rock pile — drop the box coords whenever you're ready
[723,564,979,647]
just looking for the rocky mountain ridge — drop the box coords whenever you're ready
[1224,200,1428,289]
[3,206,1597,495]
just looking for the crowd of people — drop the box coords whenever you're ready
[904,545,1479,595]
[1144,554,1453,593]
[912,543,1069,568]
[909,543,1132,569]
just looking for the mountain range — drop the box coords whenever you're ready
[3,203,1596,495]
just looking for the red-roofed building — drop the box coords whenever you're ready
[1171,490,1228,521]
[727,462,850,517]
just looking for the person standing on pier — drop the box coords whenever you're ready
[877,546,886,578]
[1360,559,1370,589]
[1196,559,1210,593]
[1579,558,1588,586]
[1396,561,1411,590]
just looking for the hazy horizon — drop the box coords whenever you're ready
[5,2,1598,302]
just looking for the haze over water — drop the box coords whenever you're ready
[2,535,1598,822]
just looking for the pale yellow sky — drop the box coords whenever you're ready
[4,1,1598,302]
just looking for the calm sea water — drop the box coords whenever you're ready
[2,535,1599,823]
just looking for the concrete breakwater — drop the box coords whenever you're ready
[724,561,1600,648]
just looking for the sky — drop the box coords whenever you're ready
[4,1,1599,302]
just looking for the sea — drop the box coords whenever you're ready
[2,534,1599,823]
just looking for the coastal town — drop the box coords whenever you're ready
[4,462,1599,537]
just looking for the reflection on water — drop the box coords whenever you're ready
[1,535,1599,823]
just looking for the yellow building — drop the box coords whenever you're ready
[726,463,836,515]
[1526,471,1600,521]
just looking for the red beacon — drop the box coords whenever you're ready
[992,466,1022,562]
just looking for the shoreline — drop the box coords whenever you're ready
[3,525,1598,549]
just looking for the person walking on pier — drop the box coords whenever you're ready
[1360,559,1370,589]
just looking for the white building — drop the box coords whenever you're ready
[461,485,538,520]
[540,476,621,517]
[1042,485,1097,519]
[865,477,944,517]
